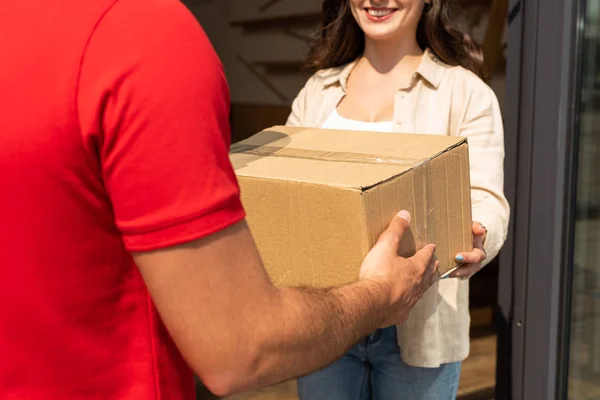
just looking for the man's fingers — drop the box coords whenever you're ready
[377,210,411,247]
[455,248,486,264]
[389,210,411,232]
[410,243,437,267]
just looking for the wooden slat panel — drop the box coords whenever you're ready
[230,57,308,105]
[230,103,291,143]
[238,27,315,65]
[230,0,321,25]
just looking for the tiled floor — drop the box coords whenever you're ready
[197,334,497,400]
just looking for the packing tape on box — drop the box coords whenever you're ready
[230,144,427,167]
[232,143,436,266]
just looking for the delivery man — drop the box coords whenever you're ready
[0,0,438,398]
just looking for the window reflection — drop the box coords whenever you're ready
[568,1,600,398]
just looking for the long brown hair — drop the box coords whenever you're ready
[306,0,484,79]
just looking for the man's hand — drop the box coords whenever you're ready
[134,211,438,396]
[448,221,487,279]
[359,210,439,327]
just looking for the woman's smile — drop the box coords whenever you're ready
[364,7,398,22]
[350,1,422,42]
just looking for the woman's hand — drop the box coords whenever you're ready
[448,222,487,280]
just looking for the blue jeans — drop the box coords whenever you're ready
[297,326,462,400]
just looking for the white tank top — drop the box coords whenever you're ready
[321,109,394,133]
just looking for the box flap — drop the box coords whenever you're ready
[230,126,466,190]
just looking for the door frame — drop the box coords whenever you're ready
[496,0,583,398]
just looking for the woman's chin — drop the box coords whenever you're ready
[363,30,403,43]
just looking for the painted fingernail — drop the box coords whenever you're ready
[455,255,465,262]
[397,210,411,223]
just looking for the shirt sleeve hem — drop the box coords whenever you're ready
[123,204,246,253]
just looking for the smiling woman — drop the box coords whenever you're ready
[287,0,509,399]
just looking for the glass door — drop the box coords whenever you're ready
[566,1,600,398]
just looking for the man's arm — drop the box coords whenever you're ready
[134,214,436,396]
[134,221,386,395]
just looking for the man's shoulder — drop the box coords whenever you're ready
[0,0,116,46]
[89,0,203,44]
[80,0,216,85]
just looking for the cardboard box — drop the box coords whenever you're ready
[230,126,472,288]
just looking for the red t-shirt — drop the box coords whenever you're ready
[0,0,245,398]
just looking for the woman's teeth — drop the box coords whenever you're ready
[366,8,394,17]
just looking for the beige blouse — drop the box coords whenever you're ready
[286,50,510,368]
